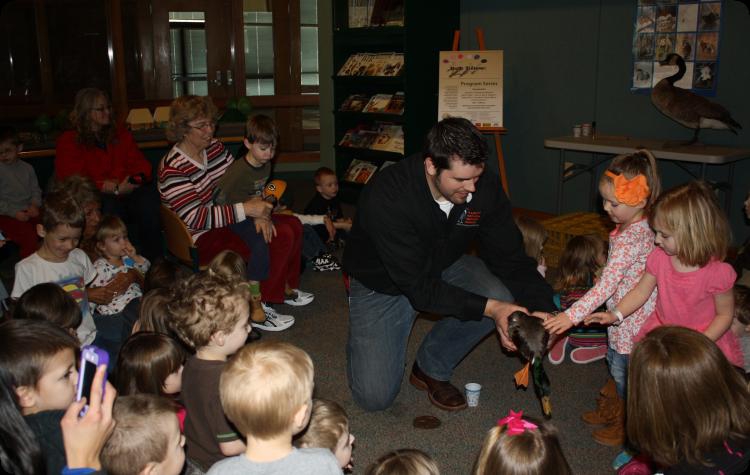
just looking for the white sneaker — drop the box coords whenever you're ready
[283,288,314,306]
[252,304,295,332]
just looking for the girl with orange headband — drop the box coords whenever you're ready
[543,150,661,460]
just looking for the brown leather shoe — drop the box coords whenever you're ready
[409,362,467,411]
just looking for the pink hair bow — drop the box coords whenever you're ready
[497,410,538,436]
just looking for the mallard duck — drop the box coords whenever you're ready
[508,311,552,418]
[651,53,742,145]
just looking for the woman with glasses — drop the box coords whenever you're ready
[158,95,306,331]
[55,88,161,260]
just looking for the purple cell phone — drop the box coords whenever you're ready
[76,345,109,416]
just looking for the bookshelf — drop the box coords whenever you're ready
[332,0,459,202]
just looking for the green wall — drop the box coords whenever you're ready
[460,0,750,243]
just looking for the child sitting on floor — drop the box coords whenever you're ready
[624,326,750,474]
[548,234,608,365]
[207,341,341,474]
[472,410,572,475]
[294,398,355,471]
[0,318,81,475]
[11,282,82,338]
[513,215,548,277]
[167,270,251,471]
[365,449,440,475]
[101,394,186,475]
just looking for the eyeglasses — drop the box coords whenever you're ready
[91,105,112,112]
[188,121,216,131]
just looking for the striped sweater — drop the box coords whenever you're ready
[158,140,246,242]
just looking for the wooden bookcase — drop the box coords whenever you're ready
[331,0,459,202]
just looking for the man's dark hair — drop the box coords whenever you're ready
[423,117,487,172]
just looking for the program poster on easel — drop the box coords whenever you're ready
[438,50,503,128]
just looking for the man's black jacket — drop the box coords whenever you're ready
[343,153,555,321]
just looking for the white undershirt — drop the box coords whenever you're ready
[434,193,472,218]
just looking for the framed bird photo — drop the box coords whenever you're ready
[630,0,723,96]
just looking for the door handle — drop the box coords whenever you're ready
[212,70,222,86]
[226,70,233,86]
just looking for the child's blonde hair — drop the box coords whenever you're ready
[650,180,730,267]
[473,414,572,475]
[601,149,661,211]
[514,215,547,263]
[365,449,440,475]
[167,270,250,349]
[95,215,128,257]
[627,326,750,468]
[102,394,181,475]
[95,215,127,241]
[294,398,349,452]
[208,250,246,280]
[220,341,313,440]
[554,234,607,291]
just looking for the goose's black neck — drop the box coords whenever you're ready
[666,57,686,85]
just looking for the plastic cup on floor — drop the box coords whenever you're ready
[465,382,482,407]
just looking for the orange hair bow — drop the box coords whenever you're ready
[604,171,649,206]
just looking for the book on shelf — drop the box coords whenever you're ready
[370,124,404,154]
[348,0,373,28]
[343,159,379,184]
[383,91,405,114]
[338,127,378,149]
[381,53,404,76]
[369,0,404,26]
[337,52,404,77]
[363,94,393,113]
[339,94,371,112]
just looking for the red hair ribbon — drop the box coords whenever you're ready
[604,170,649,207]
[497,410,538,436]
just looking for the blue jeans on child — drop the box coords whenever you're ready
[346,255,511,411]
[229,219,270,281]
[92,298,140,364]
[302,224,328,262]
[607,347,629,399]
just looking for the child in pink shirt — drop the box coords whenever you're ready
[588,181,741,368]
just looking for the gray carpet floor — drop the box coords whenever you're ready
[262,264,619,474]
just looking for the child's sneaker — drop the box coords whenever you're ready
[283,288,314,306]
[312,253,341,272]
[252,304,295,332]
[570,345,608,364]
[547,335,568,365]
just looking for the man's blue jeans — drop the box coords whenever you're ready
[346,255,513,411]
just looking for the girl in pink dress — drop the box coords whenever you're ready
[587,180,742,368]
[544,150,661,449]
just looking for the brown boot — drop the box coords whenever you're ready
[581,395,615,425]
[250,294,266,324]
[599,377,617,399]
[592,395,625,447]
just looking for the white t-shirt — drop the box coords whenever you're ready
[12,249,98,345]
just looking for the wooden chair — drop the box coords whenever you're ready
[159,205,205,272]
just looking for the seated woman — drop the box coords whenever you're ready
[158,95,310,328]
[55,88,161,260]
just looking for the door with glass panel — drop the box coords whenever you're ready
[152,1,232,99]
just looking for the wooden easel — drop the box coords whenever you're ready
[452,28,510,197]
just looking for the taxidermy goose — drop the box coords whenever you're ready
[651,53,742,145]
[508,311,552,418]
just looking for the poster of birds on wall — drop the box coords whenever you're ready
[631,0,723,96]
